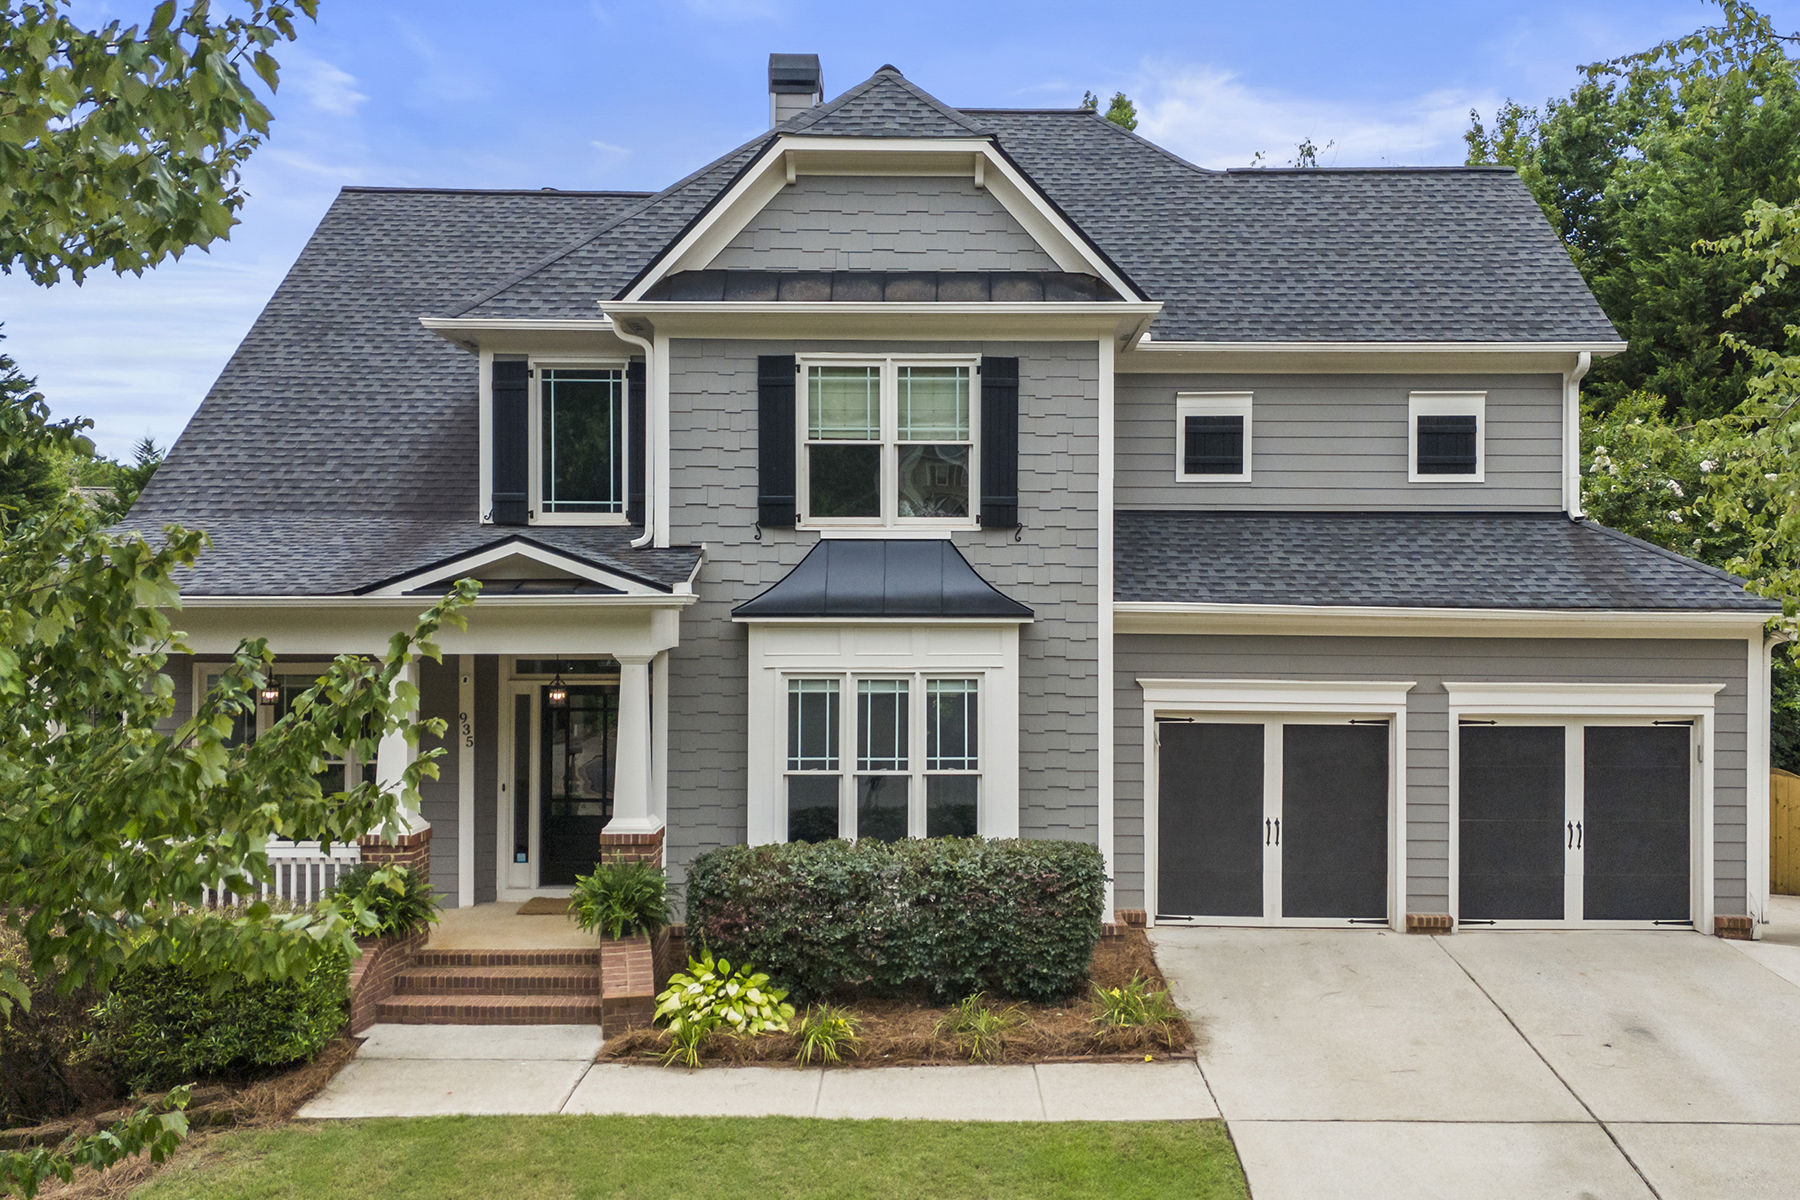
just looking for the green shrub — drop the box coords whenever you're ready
[653,951,794,1068]
[325,863,441,938]
[1091,976,1182,1031]
[937,992,1023,1064]
[793,1004,860,1065]
[86,951,349,1092]
[569,859,670,940]
[684,838,1106,1003]
[1,929,110,1129]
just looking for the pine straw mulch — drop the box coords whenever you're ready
[598,929,1197,1069]
[18,1036,361,1200]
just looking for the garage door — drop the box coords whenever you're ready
[1158,718,1390,925]
[1458,720,1692,925]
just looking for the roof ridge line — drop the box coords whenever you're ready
[783,67,989,136]
[1071,109,1218,176]
[341,186,657,197]
[443,135,774,319]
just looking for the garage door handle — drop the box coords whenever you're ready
[1265,818,1272,845]
[1567,821,1574,848]
[1575,821,1583,849]
[1274,818,1280,846]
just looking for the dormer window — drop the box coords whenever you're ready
[1409,392,1486,483]
[1174,392,1252,483]
[535,366,626,522]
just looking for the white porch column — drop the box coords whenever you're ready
[375,657,429,834]
[608,653,661,834]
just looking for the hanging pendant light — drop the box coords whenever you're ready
[257,678,281,707]
[547,659,569,709]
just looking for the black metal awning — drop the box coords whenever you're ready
[733,539,1033,619]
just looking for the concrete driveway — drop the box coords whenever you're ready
[1153,895,1800,1200]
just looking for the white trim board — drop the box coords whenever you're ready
[1114,602,1771,640]
[360,540,674,599]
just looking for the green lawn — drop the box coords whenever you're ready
[133,1115,1248,1200]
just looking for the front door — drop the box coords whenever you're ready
[1157,717,1391,925]
[539,684,619,886]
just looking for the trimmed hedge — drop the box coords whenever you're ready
[86,951,349,1092]
[684,838,1106,1003]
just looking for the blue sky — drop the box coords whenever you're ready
[6,0,1798,457]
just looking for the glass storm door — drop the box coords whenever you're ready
[538,684,618,886]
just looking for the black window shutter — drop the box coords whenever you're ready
[626,359,647,526]
[757,354,798,527]
[491,359,530,525]
[978,356,1019,528]
[1184,414,1244,475]
[1416,414,1478,474]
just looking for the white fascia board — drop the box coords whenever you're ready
[1444,680,1723,714]
[600,300,1159,346]
[1139,677,1417,712]
[1117,341,1627,376]
[622,135,1141,302]
[418,317,622,354]
[731,615,1032,626]
[363,540,668,598]
[1113,601,1772,640]
[178,593,696,609]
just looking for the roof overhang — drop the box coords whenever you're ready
[1114,601,1774,640]
[619,135,1146,304]
[355,536,680,598]
[600,300,1160,347]
[418,317,630,355]
[1118,340,1630,375]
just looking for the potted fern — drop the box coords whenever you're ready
[568,859,671,940]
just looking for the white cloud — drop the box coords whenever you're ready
[288,56,369,118]
[1133,64,1496,170]
[590,140,631,159]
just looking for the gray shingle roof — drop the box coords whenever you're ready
[782,67,989,139]
[1114,512,1778,612]
[127,187,701,594]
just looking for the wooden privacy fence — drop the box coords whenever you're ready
[199,842,362,908]
[1775,769,1800,896]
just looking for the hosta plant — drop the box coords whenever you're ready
[653,951,794,1067]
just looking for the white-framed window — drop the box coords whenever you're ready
[798,355,979,530]
[781,672,983,842]
[530,359,628,525]
[1174,392,1252,482]
[1408,391,1486,483]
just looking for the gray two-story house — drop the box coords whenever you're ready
[135,56,1781,950]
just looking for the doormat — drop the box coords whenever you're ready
[516,897,571,916]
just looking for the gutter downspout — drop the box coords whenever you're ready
[1565,350,1592,518]
[613,321,658,548]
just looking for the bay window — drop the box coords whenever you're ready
[801,358,976,528]
[784,674,982,842]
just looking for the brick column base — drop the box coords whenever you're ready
[1715,914,1754,940]
[600,929,670,1031]
[598,827,664,868]
[1406,913,1454,934]
[359,826,432,876]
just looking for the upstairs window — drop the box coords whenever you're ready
[1409,392,1486,483]
[1175,392,1252,482]
[800,358,977,528]
[535,366,626,521]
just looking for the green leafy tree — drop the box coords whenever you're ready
[1081,89,1139,131]
[0,334,68,526]
[0,380,476,1195]
[1,1,319,285]
[1465,1,1800,420]
[92,434,164,521]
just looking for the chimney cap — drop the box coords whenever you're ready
[769,53,822,95]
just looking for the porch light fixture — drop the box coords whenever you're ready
[547,661,569,709]
[257,679,281,707]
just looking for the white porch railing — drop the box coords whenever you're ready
[200,841,362,909]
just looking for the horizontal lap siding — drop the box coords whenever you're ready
[1112,635,1749,914]
[707,176,1058,273]
[1115,373,1564,510]
[665,339,1100,888]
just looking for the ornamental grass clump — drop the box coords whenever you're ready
[652,951,794,1068]
[568,859,670,940]
[937,992,1023,1064]
[1091,975,1182,1033]
[793,1004,861,1065]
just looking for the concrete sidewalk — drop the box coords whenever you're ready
[298,1026,1219,1123]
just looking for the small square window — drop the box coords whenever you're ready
[1409,393,1486,483]
[1175,393,1252,482]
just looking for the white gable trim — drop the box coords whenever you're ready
[362,540,674,598]
[622,136,1141,302]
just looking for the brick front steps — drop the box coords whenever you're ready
[375,948,605,1026]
